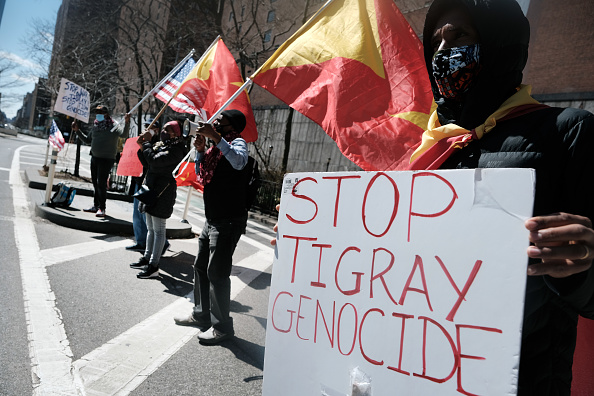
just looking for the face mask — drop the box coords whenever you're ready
[96,114,105,122]
[432,44,481,100]
[160,131,170,142]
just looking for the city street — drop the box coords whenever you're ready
[0,132,276,396]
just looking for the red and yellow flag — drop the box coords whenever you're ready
[175,161,204,192]
[251,0,433,170]
[175,39,258,143]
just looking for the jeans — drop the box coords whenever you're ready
[144,213,167,267]
[132,184,147,247]
[90,156,114,210]
[192,215,247,334]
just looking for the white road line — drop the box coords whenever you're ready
[74,247,274,396]
[42,237,131,267]
[0,167,10,172]
[11,146,83,396]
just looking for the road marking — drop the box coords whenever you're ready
[42,237,131,267]
[11,145,82,395]
[74,246,274,395]
[0,166,10,172]
[17,143,275,395]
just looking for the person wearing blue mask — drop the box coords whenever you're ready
[72,105,130,217]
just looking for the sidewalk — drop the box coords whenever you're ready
[25,167,193,238]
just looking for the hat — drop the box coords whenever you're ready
[164,121,181,136]
[143,118,160,129]
[221,109,246,133]
[94,105,109,114]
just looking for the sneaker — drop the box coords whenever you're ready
[197,326,233,344]
[96,209,106,218]
[126,244,146,252]
[173,314,210,331]
[83,206,99,213]
[137,265,160,279]
[130,257,149,269]
[162,241,170,255]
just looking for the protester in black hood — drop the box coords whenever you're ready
[422,0,530,129]
[413,0,594,394]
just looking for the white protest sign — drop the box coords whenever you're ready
[54,78,90,123]
[263,168,535,396]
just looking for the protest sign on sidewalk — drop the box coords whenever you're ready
[263,168,535,396]
[54,78,90,123]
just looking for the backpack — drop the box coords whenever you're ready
[50,182,76,208]
[245,156,261,210]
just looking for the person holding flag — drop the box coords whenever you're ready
[174,110,252,344]
[263,0,594,392]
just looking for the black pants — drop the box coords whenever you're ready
[90,156,114,210]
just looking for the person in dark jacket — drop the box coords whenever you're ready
[126,119,169,254]
[173,110,251,345]
[410,0,594,394]
[72,105,130,217]
[130,120,187,279]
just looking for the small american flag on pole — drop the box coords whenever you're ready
[153,57,198,114]
[48,120,66,151]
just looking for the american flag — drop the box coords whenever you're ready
[153,57,199,114]
[48,120,66,151]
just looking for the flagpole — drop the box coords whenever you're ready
[146,36,222,132]
[128,49,196,115]
[170,78,253,179]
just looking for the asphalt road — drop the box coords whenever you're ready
[0,133,276,396]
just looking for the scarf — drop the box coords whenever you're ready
[197,131,242,185]
[94,117,115,131]
[409,85,547,170]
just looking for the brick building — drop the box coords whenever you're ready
[219,0,593,173]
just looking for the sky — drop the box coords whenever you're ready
[0,0,62,119]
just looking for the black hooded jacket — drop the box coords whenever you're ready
[423,0,594,395]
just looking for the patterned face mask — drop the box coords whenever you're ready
[432,44,481,100]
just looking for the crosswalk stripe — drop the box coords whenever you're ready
[42,237,130,267]
[74,246,273,395]
[12,146,82,395]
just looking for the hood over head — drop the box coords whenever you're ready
[423,0,530,129]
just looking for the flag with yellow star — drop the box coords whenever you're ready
[174,39,258,143]
[251,0,434,170]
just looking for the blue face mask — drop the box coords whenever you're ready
[96,114,105,122]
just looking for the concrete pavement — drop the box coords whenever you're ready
[25,166,194,238]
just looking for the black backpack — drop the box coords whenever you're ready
[245,156,261,210]
[50,182,77,208]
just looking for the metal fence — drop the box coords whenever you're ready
[252,179,282,215]
[108,163,129,194]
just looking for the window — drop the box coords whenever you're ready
[229,11,234,21]
[241,5,245,16]
[267,10,276,23]
[264,30,272,43]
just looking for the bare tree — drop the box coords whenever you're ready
[221,0,319,175]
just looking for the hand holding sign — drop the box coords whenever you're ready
[54,78,90,123]
[263,168,535,396]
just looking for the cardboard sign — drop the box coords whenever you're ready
[116,138,143,177]
[263,169,535,396]
[54,78,90,123]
